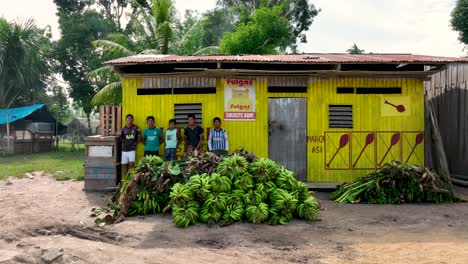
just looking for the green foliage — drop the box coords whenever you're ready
[347,43,365,54]
[220,6,294,54]
[53,3,116,115]
[216,0,319,46]
[451,0,468,45]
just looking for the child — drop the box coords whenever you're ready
[142,116,163,157]
[208,117,228,156]
[165,119,181,161]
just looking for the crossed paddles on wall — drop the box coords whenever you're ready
[324,131,424,170]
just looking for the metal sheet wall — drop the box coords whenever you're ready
[425,63,468,178]
[122,76,424,183]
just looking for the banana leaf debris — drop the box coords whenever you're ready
[331,161,461,204]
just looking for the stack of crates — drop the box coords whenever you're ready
[84,135,121,191]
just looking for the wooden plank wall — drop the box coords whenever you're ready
[425,63,468,178]
[99,106,122,136]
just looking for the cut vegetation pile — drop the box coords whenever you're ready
[331,161,459,204]
[95,150,319,227]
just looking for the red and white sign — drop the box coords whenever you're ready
[224,79,256,121]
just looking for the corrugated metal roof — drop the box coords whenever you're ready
[106,54,468,65]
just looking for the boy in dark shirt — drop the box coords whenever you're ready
[184,114,203,154]
[120,114,140,175]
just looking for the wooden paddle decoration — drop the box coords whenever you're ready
[352,133,375,168]
[379,132,400,166]
[405,133,424,163]
[327,134,349,168]
[385,100,406,113]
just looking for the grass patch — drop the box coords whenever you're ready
[0,150,84,181]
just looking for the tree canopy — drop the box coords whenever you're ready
[451,0,468,46]
[0,18,51,108]
[347,43,365,54]
[220,6,294,54]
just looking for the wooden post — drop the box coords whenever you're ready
[116,106,122,135]
[6,113,9,155]
[99,105,104,136]
[111,106,116,136]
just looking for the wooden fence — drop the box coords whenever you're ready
[99,106,122,136]
[425,63,468,180]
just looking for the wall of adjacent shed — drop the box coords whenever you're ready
[122,77,424,183]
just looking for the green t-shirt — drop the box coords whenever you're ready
[142,127,162,151]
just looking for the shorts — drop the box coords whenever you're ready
[121,151,136,164]
[144,150,159,157]
[165,148,177,161]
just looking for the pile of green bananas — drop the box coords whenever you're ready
[169,154,319,228]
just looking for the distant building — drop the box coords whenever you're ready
[0,104,66,154]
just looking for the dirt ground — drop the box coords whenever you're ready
[0,173,467,264]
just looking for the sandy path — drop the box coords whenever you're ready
[0,174,467,264]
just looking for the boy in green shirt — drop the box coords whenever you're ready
[142,116,163,157]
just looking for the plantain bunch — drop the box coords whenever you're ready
[248,158,281,183]
[188,175,211,200]
[172,201,199,227]
[217,154,248,179]
[209,173,232,193]
[245,202,269,224]
[297,196,319,221]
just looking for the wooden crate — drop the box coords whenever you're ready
[84,135,121,191]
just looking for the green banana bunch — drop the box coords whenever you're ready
[188,175,211,200]
[204,192,229,211]
[297,196,319,221]
[172,201,199,228]
[244,189,264,206]
[275,169,297,191]
[268,209,292,225]
[209,173,232,193]
[199,202,223,224]
[265,181,277,193]
[216,154,248,179]
[169,183,193,207]
[233,172,254,191]
[223,204,244,222]
[248,158,280,183]
[296,181,312,202]
[245,203,269,224]
[255,183,268,201]
[270,189,298,214]
[229,190,245,207]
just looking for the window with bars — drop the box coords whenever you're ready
[329,105,353,128]
[174,104,202,128]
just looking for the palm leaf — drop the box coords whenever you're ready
[92,40,135,58]
[91,81,122,106]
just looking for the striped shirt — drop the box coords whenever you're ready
[208,128,228,151]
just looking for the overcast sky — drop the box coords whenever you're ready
[0,0,465,57]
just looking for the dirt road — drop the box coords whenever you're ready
[1,173,467,264]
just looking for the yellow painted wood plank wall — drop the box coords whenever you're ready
[122,77,424,183]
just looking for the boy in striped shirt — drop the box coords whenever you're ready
[208,117,229,156]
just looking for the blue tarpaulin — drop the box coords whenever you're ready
[0,104,46,125]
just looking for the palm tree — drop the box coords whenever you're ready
[347,43,365,54]
[89,0,220,106]
[0,18,49,108]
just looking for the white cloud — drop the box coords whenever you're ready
[300,0,465,57]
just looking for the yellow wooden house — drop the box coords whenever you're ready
[107,54,467,183]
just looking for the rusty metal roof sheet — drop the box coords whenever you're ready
[106,53,468,65]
